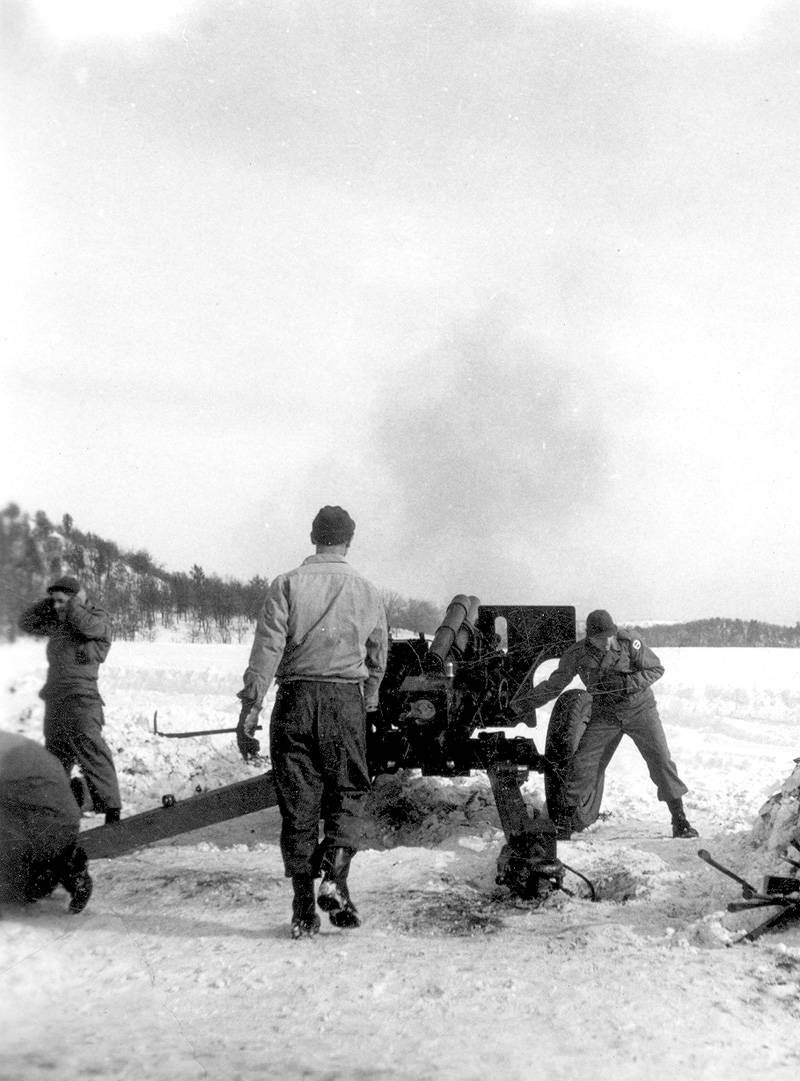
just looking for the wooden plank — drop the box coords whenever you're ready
[80,772,278,860]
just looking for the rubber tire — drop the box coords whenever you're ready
[544,689,603,832]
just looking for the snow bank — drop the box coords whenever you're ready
[752,761,800,853]
[6,642,800,1080]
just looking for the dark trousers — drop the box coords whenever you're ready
[44,696,122,813]
[566,704,688,827]
[270,681,370,877]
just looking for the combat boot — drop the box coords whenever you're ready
[668,798,699,839]
[290,874,320,940]
[672,817,699,839]
[317,847,361,928]
[58,845,93,914]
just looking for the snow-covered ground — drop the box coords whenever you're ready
[1,641,800,1080]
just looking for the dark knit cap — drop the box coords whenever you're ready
[311,505,356,546]
[585,609,618,637]
[47,575,81,595]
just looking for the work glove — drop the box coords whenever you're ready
[491,703,527,727]
[240,669,267,708]
[508,697,534,721]
[236,697,262,760]
[508,685,540,719]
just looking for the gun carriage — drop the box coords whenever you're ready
[80,595,599,899]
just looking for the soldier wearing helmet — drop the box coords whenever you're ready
[513,609,697,840]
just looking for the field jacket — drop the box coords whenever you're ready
[18,596,111,702]
[515,631,664,717]
[243,554,388,710]
[0,730,80,850]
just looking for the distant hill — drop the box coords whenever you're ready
[3,504,796,646]
[622,618,800,648]
[0,503,269,643]
[0,503,442,641]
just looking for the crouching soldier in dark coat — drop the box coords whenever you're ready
[18,576,122,824]
[513,609,698,840]
[237,506,388,939]
[0,730,93,912]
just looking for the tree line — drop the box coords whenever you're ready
[625,618,800,648]
[0,504,442,642]
[5,504,796,647]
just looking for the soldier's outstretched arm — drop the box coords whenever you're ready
[510,646,580,717]
[364,611,388,711]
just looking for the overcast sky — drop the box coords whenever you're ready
[2,0,799,623]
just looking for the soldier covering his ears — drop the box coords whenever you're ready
[18,576,122,824]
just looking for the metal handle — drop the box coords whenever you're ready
[697,848,759,898]
[727,899,788,912]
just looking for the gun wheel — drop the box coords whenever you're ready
[544,689,603,831]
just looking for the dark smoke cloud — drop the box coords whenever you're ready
[372,306,612,601]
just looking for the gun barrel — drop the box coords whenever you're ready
[425,594,480,672]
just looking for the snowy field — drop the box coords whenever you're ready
[1,640,800,1080]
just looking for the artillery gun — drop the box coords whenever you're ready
[80,595,600,900]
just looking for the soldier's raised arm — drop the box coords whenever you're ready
[65,593,112,658]
[18,598,58,637]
